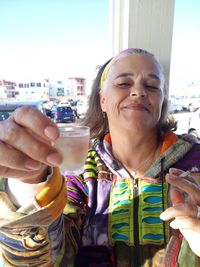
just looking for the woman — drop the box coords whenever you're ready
[0,48,199,266]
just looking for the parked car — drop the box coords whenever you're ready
[188,108,200,137]
[0,101,45,121]
[168,98,183,114]
[76,100,88,118]
[177,95,200,112]
[0,104,14,121]
[67,99,78,106]
[43,107,52,118]
[58,99,71,106]
[50,105,76,123]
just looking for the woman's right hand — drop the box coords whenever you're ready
[0,106,62,183]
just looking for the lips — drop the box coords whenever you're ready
[123,103,149,112]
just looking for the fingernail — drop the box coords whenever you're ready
[25,159,41,170]
[179,171,190,177]
[166,174,176,180]
[44,126,59,140]
[170,220,177,229]
[46,153,63,166]
[159,212,166,220]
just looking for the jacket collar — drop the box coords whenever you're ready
[93,132,197,179]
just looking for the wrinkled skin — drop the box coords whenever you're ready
[0,106,62,183]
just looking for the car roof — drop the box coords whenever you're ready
[56,105,72,109]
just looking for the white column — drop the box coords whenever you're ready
[109,0,175,88]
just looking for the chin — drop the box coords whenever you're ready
[123,123,150,133]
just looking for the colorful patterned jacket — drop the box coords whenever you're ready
[0,132,200,267]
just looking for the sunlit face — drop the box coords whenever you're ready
[99,54,165,133]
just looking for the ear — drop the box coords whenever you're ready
[99,90,107,112]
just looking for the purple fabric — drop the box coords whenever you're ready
[81,180,112,247]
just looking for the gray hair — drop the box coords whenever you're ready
[82,48,177,140]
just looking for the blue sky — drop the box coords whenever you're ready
[0,0,199,89]
[170,0,200,86]
[0,0,110,81]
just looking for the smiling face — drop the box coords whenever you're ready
[99,54,165,134]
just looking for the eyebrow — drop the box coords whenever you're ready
[115,72,133,79]
[148,73,161,81]
[115,72,161,81]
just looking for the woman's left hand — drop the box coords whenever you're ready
[160,168,200,257]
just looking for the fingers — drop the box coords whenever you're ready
[0,106,63,182]
[168,168,184,176]
[160,202,200,233]
[165,173,200,203]
[164,168,200,257]
[160,203,198,220]
[0,164,47,182]
[169,167,199,175]
[0,122,61,167]
[170,217,200,233]
[10,106,59,140]
[0,140,42,171]
[170,188,185,205]
[0,122,62,168]
[0,108,63,168]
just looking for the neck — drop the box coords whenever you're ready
[110,128,160,177]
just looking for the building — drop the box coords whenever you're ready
[49,80,65,98]
[0,80,7,99]
[49,77,86,98]
[0,79,17,98]
[68,77,86,96]
[16,79,49,101]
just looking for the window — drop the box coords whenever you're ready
[57,87,64,96]
[24,83,29,88]
[19,83,23,88]
[30,83,35,87]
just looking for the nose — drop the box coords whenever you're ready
[130,83,147,97]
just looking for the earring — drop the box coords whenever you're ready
[102,112,106,119]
